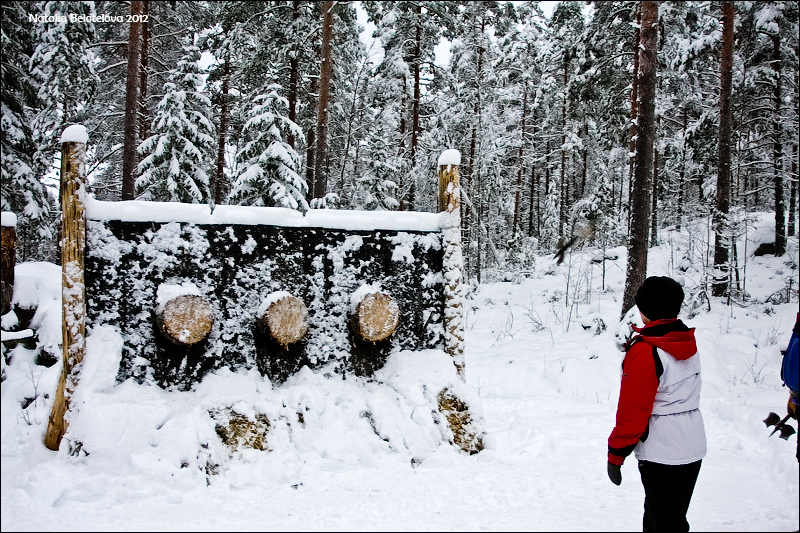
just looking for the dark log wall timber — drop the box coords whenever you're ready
[84,221,445,388]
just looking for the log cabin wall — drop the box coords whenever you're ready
[84,218,445,389]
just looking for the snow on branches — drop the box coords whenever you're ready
[230,85,307,212]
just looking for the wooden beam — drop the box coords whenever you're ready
[45,127,89,451]
[438,150,465,377]
[1,213,16,316]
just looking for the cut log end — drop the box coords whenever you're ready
[353,292,399,342]
[157,294,214,345]
[258,295,309,347]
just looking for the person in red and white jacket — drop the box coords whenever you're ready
[607,276,706,532]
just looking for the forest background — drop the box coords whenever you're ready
[2,0,798,312]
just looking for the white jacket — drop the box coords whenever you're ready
[634,347,707,465]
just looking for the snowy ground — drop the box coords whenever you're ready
[2,212,799,532]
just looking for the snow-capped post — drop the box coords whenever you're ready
[438,149,465,377]
[45,125,89,451]
[1,212,16,316]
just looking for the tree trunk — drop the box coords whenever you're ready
[438,152,464,376]
[306,78,317,201]
[138,1,150,142]
[712,1,734,298]
[651,135,659,247]
[544,140,551,237]
[411,4,421,168]
[559,56,568,240]
[313,0,335,199]
[620,0,658,320]
[121,0,143,201]
[528,120,537,237]
[513,84,528,235]
[627,8,641,232]
[213,59,230,207]
[678,107,687,231]
[287,0,300,150]
[1,218,15,316]
[790,144,797,236]
[45,136,88,451]
[771,33,786,256]
[581,122,588,197]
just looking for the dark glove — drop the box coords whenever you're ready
[789,396,798,420]
[607,462,622,486]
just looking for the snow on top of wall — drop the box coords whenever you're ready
[1,212,17,227]
[437,149,461,167]
[85,197,444,233]
[60,124,89,144]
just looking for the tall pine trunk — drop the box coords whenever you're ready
[121,0,143,201]
[558,56,568,240]
[790,144,797,236]
[313,1,335,199]
[287,0,300,150]
[407,4,422,211]
[213,59,230,207]
[771,33,786,256]
[620,0,658,320]
[513,84,528,235]
[712,1,734,298]
[138,1,150,143]
[651,134,659,247]
[626,8,641,231]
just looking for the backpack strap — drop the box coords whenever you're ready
[652,345,664,382]
[624,337,664,382]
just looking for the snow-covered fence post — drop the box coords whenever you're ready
[45,125,89,451]
[1,212,16,316]
[438,149,465,377]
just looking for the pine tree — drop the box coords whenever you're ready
[136,41,216,203]
[1,2,57,261]
[29,1,98,154]
[712,1,734,297]
[230,85,307,211]
[621,0,659,319]
[354,158,400,211]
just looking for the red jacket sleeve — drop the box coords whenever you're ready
[608,341,659,465]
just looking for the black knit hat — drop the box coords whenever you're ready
[635,276,684,320]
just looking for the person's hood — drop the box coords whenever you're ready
[632,318,697,360]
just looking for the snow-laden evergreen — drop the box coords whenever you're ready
[136,41,215,204]
[354,158,400,211]
[230,85,307,211]
[29,1,98,151]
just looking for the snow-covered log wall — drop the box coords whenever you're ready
[83,200,447,389]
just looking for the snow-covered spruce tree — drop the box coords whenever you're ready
[1,2,58,261]
[136,42,215,203]
[230,86,307,211]
[29,1,98,153]
[353,158,400,211]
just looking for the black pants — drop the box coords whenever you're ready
[638,460,702,532]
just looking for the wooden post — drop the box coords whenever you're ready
[1,212,16,316]
[45,125,89,451]
[438,150,465,377]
